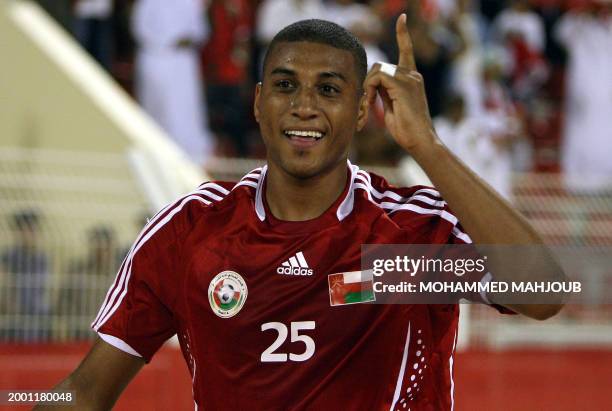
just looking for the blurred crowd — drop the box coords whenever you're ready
[3,0,611,342]
[35,0,612,196]
[0,209,129,341]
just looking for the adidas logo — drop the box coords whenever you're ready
[276,251,314,276]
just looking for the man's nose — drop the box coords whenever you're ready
[290,88,319,120]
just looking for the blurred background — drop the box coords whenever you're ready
[0,0,611,410]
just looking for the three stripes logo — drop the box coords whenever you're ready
[276,251,314,276]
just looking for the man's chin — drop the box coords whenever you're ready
[283,163,322,180]
[277,156,324,180]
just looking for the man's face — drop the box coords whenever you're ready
[254,41,368,179]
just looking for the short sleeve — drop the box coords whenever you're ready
[389,184,515,314]
[90,202,190,362]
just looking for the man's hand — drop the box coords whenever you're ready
[363,14,436,155]
[362,15,567,321]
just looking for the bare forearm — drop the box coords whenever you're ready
[411,134,541,245]
[411,134,567,319]
[33,373,98,410]
[364,14,566,319]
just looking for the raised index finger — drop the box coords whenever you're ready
[396,13,416,71]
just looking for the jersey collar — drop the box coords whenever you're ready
[252,160,359,231]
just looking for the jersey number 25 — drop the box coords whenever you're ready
[260,321,316,362]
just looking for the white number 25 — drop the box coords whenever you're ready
[260,321,315,362]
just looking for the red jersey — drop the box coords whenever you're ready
[92,162,492,411]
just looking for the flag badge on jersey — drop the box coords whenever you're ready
[328,271,375,306]
[208,271,248,318]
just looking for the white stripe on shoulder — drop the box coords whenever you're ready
[355,174,445,208]
[197,182,230,195]
[383,202,457,223]
[193,183,232,203]
[409,195,446,208]
[242,172,262,181]
[234,180,258,189]
[353,172,470,243]
[231,168,263,191]
[195,189,223,202]
[355,174,407,202]
[92,193,218,330]
[412,187,442,198]
[241,168,263,180]
[355,187,445,209]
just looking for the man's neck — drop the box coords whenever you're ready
[265,161,348,222]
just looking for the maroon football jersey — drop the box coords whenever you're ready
[92,162,494,411]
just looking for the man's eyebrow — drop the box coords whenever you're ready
[269,68,348,83]
[270,67,295,77]
[319,71,347,83]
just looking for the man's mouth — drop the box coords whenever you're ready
[283,129,325,148]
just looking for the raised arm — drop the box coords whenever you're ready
[363,14,567,320]
[34,338,145,410]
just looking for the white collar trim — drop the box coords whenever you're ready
[253,160,357,222]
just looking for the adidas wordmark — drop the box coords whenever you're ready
[276,251,313,276]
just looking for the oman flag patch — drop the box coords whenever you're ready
[328,271,375,306]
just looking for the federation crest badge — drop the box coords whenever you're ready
[208,271,248,318]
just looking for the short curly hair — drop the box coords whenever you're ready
[262,19,368,85]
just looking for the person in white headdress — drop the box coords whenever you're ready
[132,0,214,166]
[256,0,326,46]
[555,0,612,193]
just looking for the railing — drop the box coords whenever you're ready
[1,151,610,347]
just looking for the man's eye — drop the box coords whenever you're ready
[275,80,294,89]
[320,84,340,95]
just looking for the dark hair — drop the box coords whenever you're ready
[11,209,40,230]
[88,225,115,243]
[263,19,368,85]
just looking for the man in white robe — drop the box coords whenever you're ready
[434,94,514,199]
[555,3,612,193]
[256,0,325,46]
[132,0,214,166]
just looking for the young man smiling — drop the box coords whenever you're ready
[37,16,564,411]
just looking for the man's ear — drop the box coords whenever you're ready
[254,82,262,123]
[356,91,370,132]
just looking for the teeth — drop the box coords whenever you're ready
[285,130,324,138]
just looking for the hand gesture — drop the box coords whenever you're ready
[363,14,437,155]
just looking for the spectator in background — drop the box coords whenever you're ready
[131,0,215,166]
[481,52,523,196]
[447,0,487,117]
[1,210,50,341]
[325,0,392,160]
[58,226,124,339]
[403,0,464,117]
[256,0,325,46]
[325,0,388,68]
[434,93,514,199]
[202,0,253,157]
[555,0,612,193]
[493,0,546,53]
[492,0,548,103]
[72,0,114,71]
